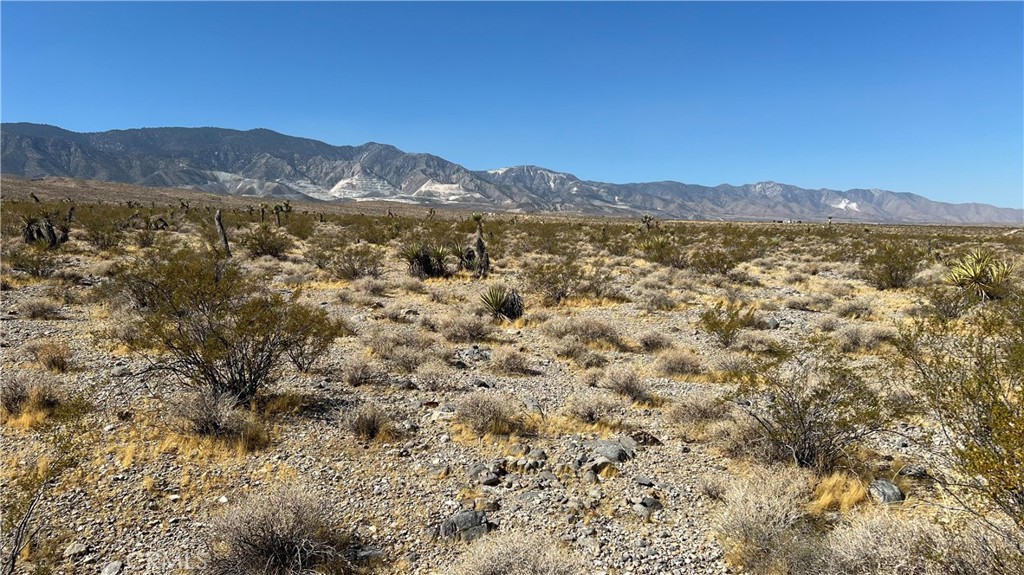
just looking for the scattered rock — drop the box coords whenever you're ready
[101,561,124,575]
[63,542,89,558]
[869,479,904,504]
[436,510,491,542]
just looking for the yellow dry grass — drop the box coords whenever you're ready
[809,472,868,514]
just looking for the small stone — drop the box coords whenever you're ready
[869,480,904,504]
[217,495,228,504]
[63,542,89,558]
[636,475,655,487]
[167,494,181,502]
[101,561,124,575]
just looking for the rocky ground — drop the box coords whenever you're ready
[2,197,1019,575]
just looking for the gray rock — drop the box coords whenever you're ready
[437,510,490,542]
[869,480,904,504]
[101,562,124,575]
[63,542,89,558]
[636,475,655,487]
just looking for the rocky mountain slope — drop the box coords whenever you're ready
[2,123,1020,224]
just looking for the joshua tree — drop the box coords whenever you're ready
[641,214,655,231]
[474,213,490,279]
[215,209,232,258]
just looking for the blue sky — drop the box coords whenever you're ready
[2,2,1022,209]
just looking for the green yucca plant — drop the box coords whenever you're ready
[480,285,525,321]
[947,249,1018,301]
[400,242,452,279]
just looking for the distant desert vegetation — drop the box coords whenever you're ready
[1,176,1022,574]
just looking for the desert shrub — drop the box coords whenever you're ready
[0,378,28,417]
[737,357,904,472]
[833,299,873,319]
[174,390,267,448]
[563,392,620,425]
[919,284,978,322]
[240,223,294,259]
[27,341,72,372]
[480,285,525,321]
[457,392,526,436]
[452,530,584,575]
[698,301,758,347]
[339,360,386,387]
[414,360,451,391]
[897,298,1024,535]
[327,243,385,280]
[715,466,813,574]
[656,349,705,376]
[602,366,650,403]
[365,327,438,373]
[283,214,315,240]
[352,277,388,296]
[543,317,623,348]
[861,240,923,290]
[439,315,494,343]
[76,208,125,249]
[492,349,534,375]
[638,331,673,352]
[645,293,677,312]
[17,298,61,320]
[834,323,898,353]
[4,243,61,278]
[554,341,608,369]
[732,331,790,357]
[522,255,584,305]
[207,485,350,575]
[0,377,58,419]
[284,306,350,372]
[946,249,1018,301]
[134,228,157,248]
[667,393,730,428]
[114,244,326,403]
[817,315,841,333]
[348,403,394,441]
[400,242,452,279]
[808,509,945,575]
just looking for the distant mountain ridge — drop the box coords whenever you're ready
[2,122,1020,224]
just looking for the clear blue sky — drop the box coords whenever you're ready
[2,2,1022,208]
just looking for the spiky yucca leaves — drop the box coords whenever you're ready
[480,285,524,321]
[947,249,1018,301]
[400,243,452,279]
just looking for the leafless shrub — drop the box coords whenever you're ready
[638,331,673,352]
[715,466,813,574]
[452,530,584,575]
[543,317,623,348]
[833,299,873,319]
[817,315,841,333]
[645,293,677,312]
[699,477,727,502]
[352,277,388,296]
[555,340,608,369]
[174,390,267,448]
[563,392,620,425]
[207,485,350,575]
[656,349,705,376]
[414,360,452,391]
[834,324,898,353]
[26,341,72,372]
[17,298,62,320]
[339,360,386,387]
[602,366,650,403]
[667,393,730,428]
[439,315,495,343]
[732,331,789,357]
[492,349,534,375]
[457,392,527,436]
[348,403,394,441]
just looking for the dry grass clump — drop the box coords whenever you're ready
[731,331,789,357]
[638,331,673,352]
[601,366,650,403]
[348,403,396,441]
[365,328,438,372]
[816,315,842,333]
[207,485,351,575]
[414,360,452,391]
[0,375,60,427]
[834,323,898,353]
[26,341,72,372]
[808,472,868,514]
[562,392,621,425]
[174,390,269,450]
[554,340,608,369]
[543,317,623,349]
[352,277,388,296]
[457,392,528,436]
[645,293,677,312]
[438,314,495,343]
[667,393,730,428]
[452,530,585,575]
[833,299,873,319]
[655,349,705,376]
[715,466,812,573]
[338,359,387,387]
[492,348,535,375]
[17,298,62,320]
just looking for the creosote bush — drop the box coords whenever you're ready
[115,244,333,404]
[698,301,758,347]
[240,223,294,259]
[737,356,904,472]
[207,485,351,575]
[327,243,385,280]
[861,240,923,290]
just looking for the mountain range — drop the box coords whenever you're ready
[2,122,1020,224]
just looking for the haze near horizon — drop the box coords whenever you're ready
[1,1,1021,209]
